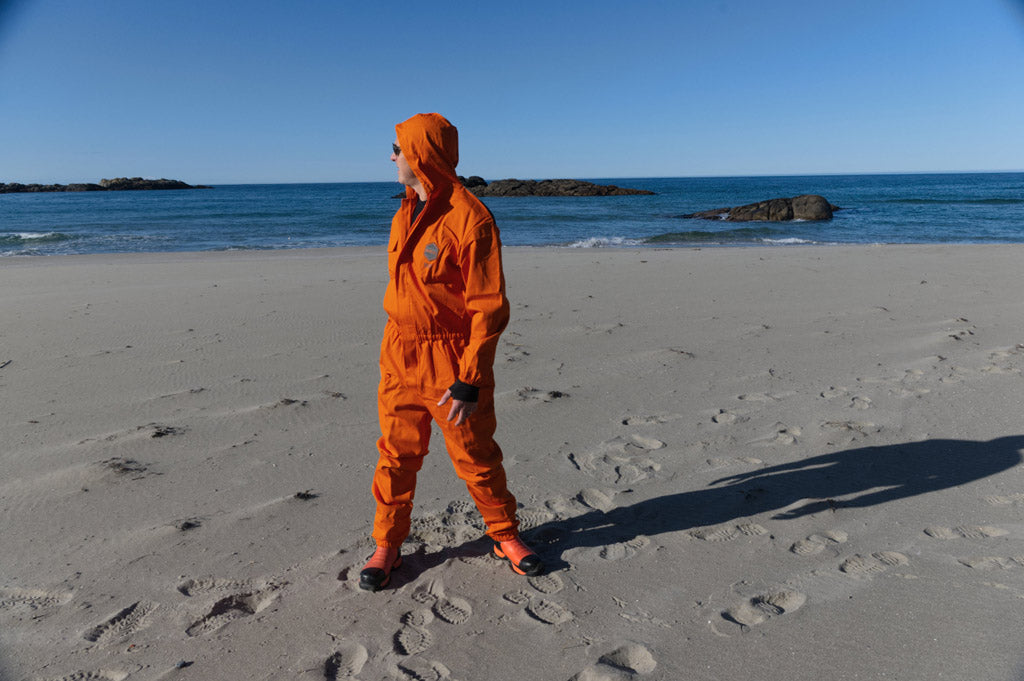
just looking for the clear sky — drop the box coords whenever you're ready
[1,0,1022,184]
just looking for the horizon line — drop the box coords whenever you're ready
[203,168,1024,186]
[7,168,1023,187]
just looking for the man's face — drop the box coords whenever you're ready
[392,140,417,187]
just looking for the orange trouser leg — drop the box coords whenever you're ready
[427,388,520,543]
[372,378,519,547]
[371,373,432,548]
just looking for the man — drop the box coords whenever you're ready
[359,113,543,591]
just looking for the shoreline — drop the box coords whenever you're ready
[1,239,1022,264]
[3,244,1023,680]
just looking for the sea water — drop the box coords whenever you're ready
[1,173,1022,256]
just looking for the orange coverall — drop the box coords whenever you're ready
[371,113,519,549]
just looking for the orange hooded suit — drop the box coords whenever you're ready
[371,113,519,548]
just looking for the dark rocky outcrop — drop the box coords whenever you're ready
[0,177,210,193]
[393,176,654,198]
[683,194,839,222]
[470,178,654,197]
[98,177,208,190]
[458,175,487,189]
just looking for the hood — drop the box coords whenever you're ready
[395,113,459,198]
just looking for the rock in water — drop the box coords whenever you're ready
[470,178,655,197]
[682,194,838,222]
[0,177,209,193]
[791,194,835,220]
[393,177,655,199]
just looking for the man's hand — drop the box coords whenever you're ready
[438,389,477,426]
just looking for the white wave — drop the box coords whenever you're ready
[762,237,814,245]
[567,236,645,248]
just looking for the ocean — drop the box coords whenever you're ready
[2,173,1022,256]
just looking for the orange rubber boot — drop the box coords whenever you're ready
[493,537,544,576]
[359,546,402,592]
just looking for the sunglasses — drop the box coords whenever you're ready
[392,143,401,156]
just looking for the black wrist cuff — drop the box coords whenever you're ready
[449,380,479,402]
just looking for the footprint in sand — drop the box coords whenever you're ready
[393,580,471,657]
[984,345,1024,375]
[723,589,807,627]
[629,434,665,450]
[502,589,532,605]
[503,573,573,625]
[401,608,435,627]
[748,424,801,446]
[576,488,617,512]
[711,409,742,425]
[839,551,909,577]
[568,643,657,680]
[184,588,278,637]
[895,384,932,398]
[396,658,452,681]
[570,536,650,563]
[924,526,1008,540]
[0,587,72,611]
[323,641,369,680]
[568,437,662,486]
[705,456,763,470]
[407,507,488,550]
[821,420,878,437]
[790,530,849,556]
[621,413,685,427]
[527,573,565,594]
[518,507,559,530]
[983,492,1024,507]
[177,576,281,597]
[738,391,796,403]
[38,672,129,681]
[689,523,768,542]
[445,499,475,515]
[394,623,434,656]
[432,596,473,625]
[980,363,1021,375]
[819,386,850,400]
[988,345,1024,359]
[83,600,160,645]
[850,396,872,410]
[957,556,1024,570]
[598,537,651,561]
[503,573,564,601]
[526,598,574,624]
[410,578,446,605]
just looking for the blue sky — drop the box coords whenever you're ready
[1,0,1022,184]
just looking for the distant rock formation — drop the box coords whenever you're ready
[392,176,654,199]
[468,178,654,197]
[99,177,209,190]
[683,195,839,222]
[460,175,488,189]
[0,177,210,193]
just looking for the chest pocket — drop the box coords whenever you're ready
[387,230,401,279]
[412,236,454,285]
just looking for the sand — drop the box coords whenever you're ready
[2,245,1023,681]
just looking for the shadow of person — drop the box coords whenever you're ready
[526,436,1024,570]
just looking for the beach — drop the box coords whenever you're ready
[2,245,1023,680]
